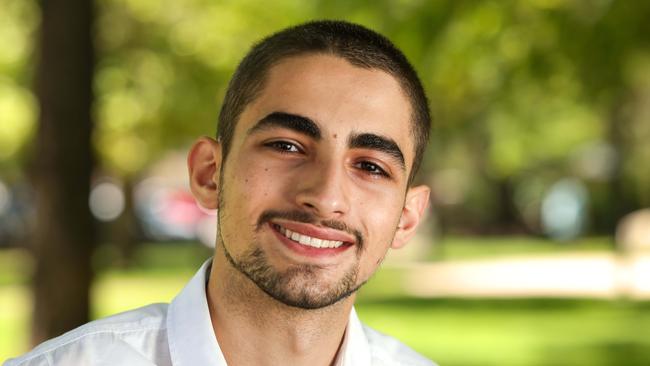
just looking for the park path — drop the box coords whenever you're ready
[392,252,650,299]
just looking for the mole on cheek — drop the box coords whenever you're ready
[333,133,338,139]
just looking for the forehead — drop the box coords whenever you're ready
[235,54,414,161]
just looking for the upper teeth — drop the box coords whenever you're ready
[277,225,344,249]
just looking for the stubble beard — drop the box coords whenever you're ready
[217,175,366,309]
[222,243,363,309]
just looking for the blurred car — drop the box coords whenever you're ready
[133,177,216,246]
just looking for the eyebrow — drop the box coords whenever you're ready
[348,133,406,171]
[247,111,405,172]
[247,112,321,140]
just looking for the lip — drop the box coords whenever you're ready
[268,222,353,258]
[271,220,356,244]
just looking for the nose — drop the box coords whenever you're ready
[294,158,350,218]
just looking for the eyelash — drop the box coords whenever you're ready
[263,140,390,179]
[264,140,303,153]
[356,161,390,178]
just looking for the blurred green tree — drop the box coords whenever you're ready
[30,0,96,343]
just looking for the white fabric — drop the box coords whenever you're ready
[5,259,435,366]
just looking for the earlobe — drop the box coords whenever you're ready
[391,185,430,249]
[187,137,222,210]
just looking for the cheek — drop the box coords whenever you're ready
[362,193,403,233]
[225,155,287,215]
[357,198,403,267]
[219,161,281,254]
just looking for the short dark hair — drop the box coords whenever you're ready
[217,20,430,184]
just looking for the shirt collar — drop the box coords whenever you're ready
[340,307,372,366]
[167,258,372,366]
[167,259,227,366]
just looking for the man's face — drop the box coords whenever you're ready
[217,54,417,309]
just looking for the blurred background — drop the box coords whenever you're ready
[1,0,649,365]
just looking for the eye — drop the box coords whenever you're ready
[357,161,389,178]
[264,140,302,153]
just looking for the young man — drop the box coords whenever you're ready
[6,20,434,366]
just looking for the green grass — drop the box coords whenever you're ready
[430,236,613,261]
[356,298,650,366]
[2,238,647,365]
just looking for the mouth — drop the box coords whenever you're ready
[269,222,354,256]
[272,223,346,248]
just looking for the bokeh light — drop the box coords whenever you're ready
[89,180,126,222]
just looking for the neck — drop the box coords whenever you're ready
[207,246,355,366]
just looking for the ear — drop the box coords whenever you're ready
[391,185,430,249]
[187,137,222,210]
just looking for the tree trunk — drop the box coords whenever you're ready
[31,0,96,344]
[595,93,637,235]
[112,177,140,268]
[494,177,523,233]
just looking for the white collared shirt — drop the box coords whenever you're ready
[5,260,435,366]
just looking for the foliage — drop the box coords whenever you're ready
[0,0,38,177]
[1,0,649,231]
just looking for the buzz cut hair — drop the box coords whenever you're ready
[217,20,430,184]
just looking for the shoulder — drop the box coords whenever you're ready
[362,324,437,366]
[4,303,169,366]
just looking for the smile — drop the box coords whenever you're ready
[272,224,346,249]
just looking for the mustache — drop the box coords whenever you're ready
[256,209,364,249]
